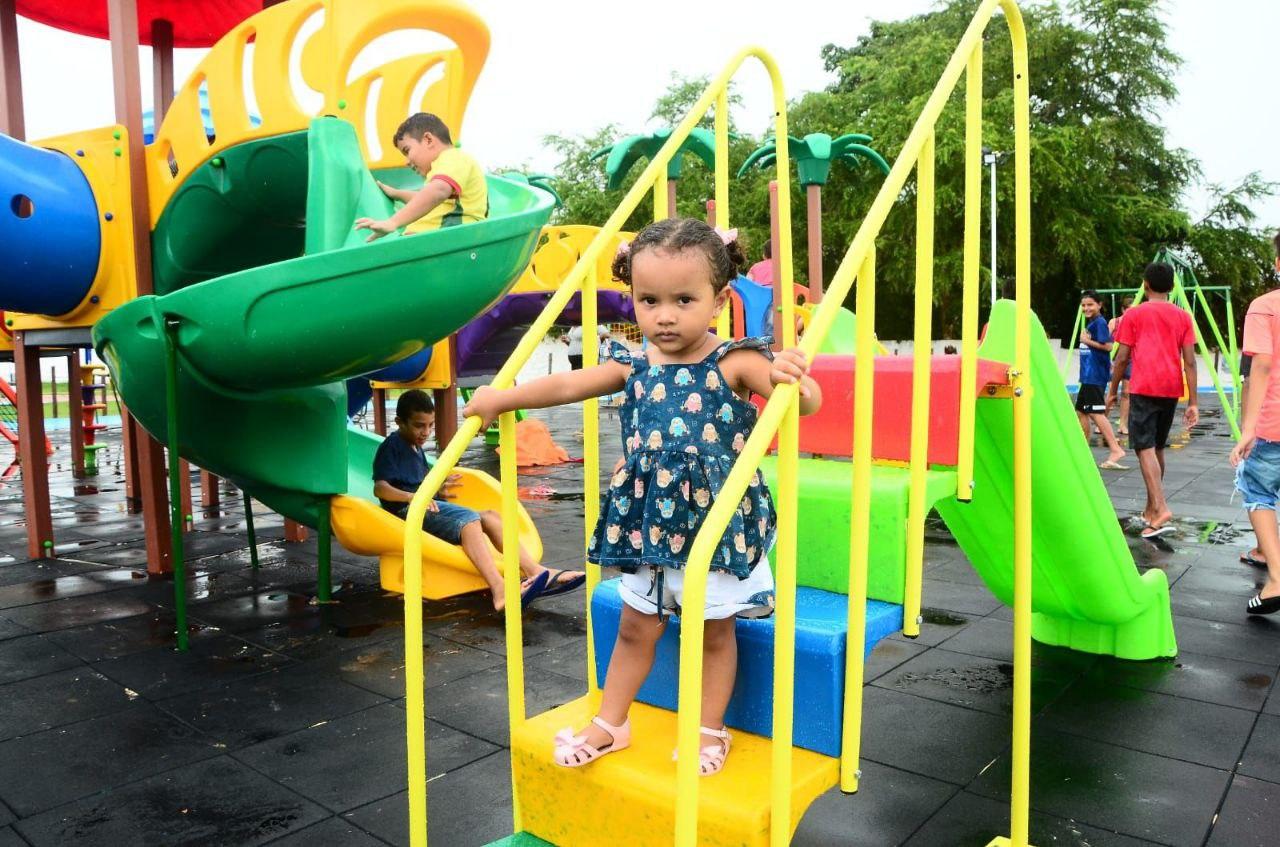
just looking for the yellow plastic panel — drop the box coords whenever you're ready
[512,226,633,294]
[148,0,490,224]
[370,337,452,390]
[12,125,137,331]
[330,466,541,598]
[511,697,837,847]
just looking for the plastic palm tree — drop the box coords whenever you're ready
[738,132,890,302]
[591,127,718,217]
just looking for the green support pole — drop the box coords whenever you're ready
[1061,307,1085,381]
[1226,296,1240,418]
[163,319,189,652]
[317,504,332,602]
[242,490,259,569]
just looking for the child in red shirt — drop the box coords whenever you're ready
[1230,232,1280,615]
[1106,262,1198,539]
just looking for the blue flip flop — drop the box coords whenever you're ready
[520,570,551,610]
[540,569,587,598]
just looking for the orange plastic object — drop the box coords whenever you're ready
[497,418,573,467]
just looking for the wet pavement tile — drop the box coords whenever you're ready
[0,633,83,685]
[343,751,513,847]
[0,569,144,610]
[187,589,324,633]
[232,702,498,814]
[968,727,1230,847]
[1085,651,1276,711]
[886,607,973,647]
[1040,677,1256,769]
[0,800,11,828]
[0,702,222,817]
[903,789,1164,846]
[871,647,1077,716]
[310,633,503,699]
[422,665,586,748]
[92,633,292,701]
[0,667,134,742]
[155,662,388,750]
[933,615,1099,673]
[858,686,1010,786]
[430,603,587,661]
[793,759,957,846]
[11,755,328,847]
[1237,713,1280,784]
[0,615,28,643]
[257,817,386,847]
[46,609,207,662]
[1205,775,1280,847]
[0,558,104,588]
[1168,615,1280,666]
[0,827,21,847]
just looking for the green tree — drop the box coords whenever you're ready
[792,0,1268,338]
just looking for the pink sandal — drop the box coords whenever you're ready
[671,725,732,776]
[553,716,630,767]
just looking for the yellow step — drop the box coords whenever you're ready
[511,695,838,847]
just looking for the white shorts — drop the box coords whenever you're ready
[618,563,775,620]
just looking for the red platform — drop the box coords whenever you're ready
[757,354,1010,466]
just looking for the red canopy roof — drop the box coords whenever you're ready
[17,1,262,48]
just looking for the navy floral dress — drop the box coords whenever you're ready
[588,338,777,586]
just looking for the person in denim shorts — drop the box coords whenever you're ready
[372,390,584,611]
[1230,232,1280,615]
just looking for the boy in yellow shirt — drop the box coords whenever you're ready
[355,112,487,240]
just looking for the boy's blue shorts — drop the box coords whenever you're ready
[392,500,481,544]
[1236,437,1280,512]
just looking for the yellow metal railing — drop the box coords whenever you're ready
[403,0,1033,842]
[401,45,795,847]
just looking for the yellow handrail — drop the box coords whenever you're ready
[401,45,795,847]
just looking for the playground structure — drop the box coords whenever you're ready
[390,1,1182,845]
[0,0,1191,845]
[1063,247,1243,437]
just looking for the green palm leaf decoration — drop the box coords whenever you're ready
[591,127,718,189]
[737,132,890,187]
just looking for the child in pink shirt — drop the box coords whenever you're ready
[1231,232,1280,615]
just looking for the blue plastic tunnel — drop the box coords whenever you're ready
[0,134,102,316]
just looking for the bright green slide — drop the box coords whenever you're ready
[934,300,1176,659]
[94,117,553,527]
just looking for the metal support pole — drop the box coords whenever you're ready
[163,319,188,651]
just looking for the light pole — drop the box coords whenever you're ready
[983,147,1000,308]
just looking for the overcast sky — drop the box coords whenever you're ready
[10,0,1279,229]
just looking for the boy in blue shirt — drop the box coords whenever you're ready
[1075,290,1127,469]
[372,390,584,610]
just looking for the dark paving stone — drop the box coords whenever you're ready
[871,648,1077,716]
[344,751,513,847]
[188,589,323,633]
[1085,651,1275,711]
[64,544,150,568]
[430,604,588,662]
[1171,584,1270,625]
[0,667,132,741]
[92,633,292,700]
[11,755,328,846]
[904,789,1163,846]
[864,637,930,682]
[0,633,82,685]
[859,686,1009,785]
[235,614,404,662]
[233,702,498,814]
[523,632,590,681]
[0,558,103,588]
[939,616,1100,673]
[0,569,147,610]
[424,665,585,748]
[1041,678,1256,769]
[1169,615,1280,666]
[1267,688,1280,716]
[0,615,26,643]
[259,817,386,847]
[106,568,258,609]
[1,591,156,634]
[0,827,23,847]
[1206,775,1280,847]
[0,800,10,828]
[1238,713,1280,784]
[887,607,973,647]
[156,662,388,749]
[311,633,503,699]
[969,727,1230,847]
[919,579,1004,617]
[47,609,211,662]
[792,759,956,846]
[0,702,221,816]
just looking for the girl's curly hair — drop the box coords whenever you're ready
[611,218,746,293]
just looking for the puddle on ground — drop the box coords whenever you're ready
[335,620,402,639]
[1241,672,1273,689]
[920,609,967,627]
[897,662,1014,694]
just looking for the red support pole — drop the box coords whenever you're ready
[14,337,52,558]
[807,183,824,304]
[120,403,139,502]
[109,0,173,574]
[68,353,85,478]
[0,0,24,140]
[151,19,174,122]
[769,181,782,352]
[666,179,679,220]
[706,199,716,227]
[200,469,220,508]
[372,387,388,435]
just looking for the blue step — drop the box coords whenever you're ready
[590,577,903,758]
